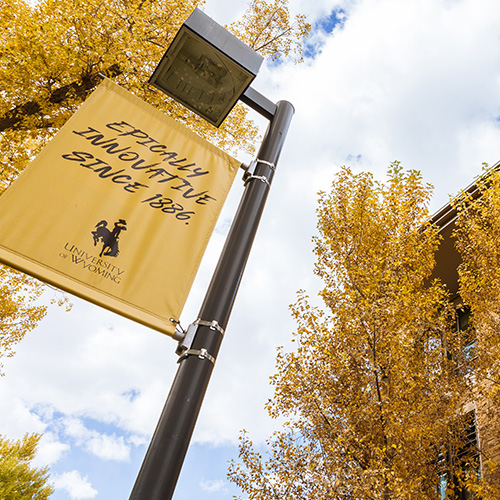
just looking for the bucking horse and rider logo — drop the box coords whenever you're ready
[92,219,127,257]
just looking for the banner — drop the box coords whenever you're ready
[0,79,240,336]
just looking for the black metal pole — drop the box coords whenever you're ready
[129,99,294,500]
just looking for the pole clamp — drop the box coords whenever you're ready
[256,158,276,171]
[177,347,215,365]
[244,174,270,187]
[241,159,274,186]
[175,318,224,358]
[194,318,225,336]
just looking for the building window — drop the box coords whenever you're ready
[459,308,475,357]
[451,306,476,372]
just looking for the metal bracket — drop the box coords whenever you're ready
[193,318,225,336]
[175,321,197,356]
[244,174,270,187]
[177,347,215,365]
[241,86,277,120]
[170,318,186,342]
[241,159,275,186]
[175,318,224,359]
[241,160,254,183]
[255,158,276,171]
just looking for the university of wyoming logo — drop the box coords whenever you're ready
[91,219,127,257]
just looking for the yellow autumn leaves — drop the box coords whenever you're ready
[0,0,310,369]
[229,163,500,499]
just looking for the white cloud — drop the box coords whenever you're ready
[265,0,500,207]
[86,433,130,462]
[53,470,98,500]
[200,478,229,494]
[0,386,46,438]
[1,299,176,433]
[33,432,69,466]
[0,391,69,467]
[62,417,131,462]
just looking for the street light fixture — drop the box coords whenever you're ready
[149,8,263,127]
[130,9,294,500]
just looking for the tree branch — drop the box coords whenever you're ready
[0,64,121,132]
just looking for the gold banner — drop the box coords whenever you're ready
[0,80,240,336]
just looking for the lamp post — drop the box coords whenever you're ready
[129,9,294,499]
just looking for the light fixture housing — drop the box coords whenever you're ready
[149,8,264,127]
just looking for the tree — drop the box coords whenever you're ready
[228,0,310,64]
[229,164,482,499]
[0,0,310,166]
[453,166,500,497]
[454,166,500,394]
[0,433,53,499]
[0,267,49,375]
[0,0,310,367]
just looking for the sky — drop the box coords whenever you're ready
[2,0,500,498]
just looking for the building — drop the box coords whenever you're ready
[430,169,500,499]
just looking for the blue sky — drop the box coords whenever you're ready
[3,0,500,498]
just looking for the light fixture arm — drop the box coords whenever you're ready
[241,86,277,120]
